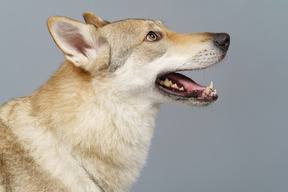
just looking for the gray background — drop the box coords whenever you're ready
[1,0,287,192]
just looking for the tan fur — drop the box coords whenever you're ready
[0,12,229,192]
[83,12,110,27]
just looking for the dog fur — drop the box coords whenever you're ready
[0,12,229,192]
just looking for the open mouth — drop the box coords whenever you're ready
[155,72,218,102]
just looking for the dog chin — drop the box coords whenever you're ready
[184,98,216,107]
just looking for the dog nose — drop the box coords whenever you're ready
[214,33,230,51]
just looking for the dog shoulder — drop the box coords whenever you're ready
[0,107,72,192]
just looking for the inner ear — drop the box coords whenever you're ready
[55,21,92,57]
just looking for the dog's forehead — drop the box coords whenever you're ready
[103,19,166,32]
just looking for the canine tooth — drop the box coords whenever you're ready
[204,87,210,94]
[214,89,217,95]
[171,83,179,89]
[209,81,213,89]
[179,87,184,91]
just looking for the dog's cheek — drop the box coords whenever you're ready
[132,43,168,65]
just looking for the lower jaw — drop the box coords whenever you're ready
[156,85,218,103]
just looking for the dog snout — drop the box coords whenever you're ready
[213,33,230,51]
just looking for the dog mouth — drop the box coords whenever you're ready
[155,72,217,102]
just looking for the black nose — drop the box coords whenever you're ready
[214,33,230,51]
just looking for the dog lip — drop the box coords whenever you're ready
[155,72,218,102]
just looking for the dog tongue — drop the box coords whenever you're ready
[160,72,206,92]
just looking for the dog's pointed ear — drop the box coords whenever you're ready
[83,12,110,27]
[47,17,110,71]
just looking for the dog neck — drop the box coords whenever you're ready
[32,61,160,191]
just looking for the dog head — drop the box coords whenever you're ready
[47,12,230,107]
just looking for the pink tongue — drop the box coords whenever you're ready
[160,72,206,91]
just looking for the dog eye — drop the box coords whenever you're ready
[146,31,161,42]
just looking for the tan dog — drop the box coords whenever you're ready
[0,12,230,192]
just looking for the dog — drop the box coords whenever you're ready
[0,12,230,192]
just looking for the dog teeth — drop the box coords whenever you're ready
[203,81,217,96]
[158,78,184,91]
[204,82,217,96]
[211,89,217,96]
[159,78,172,87]
[209,81,213,89]
[171,83,179,89]
[204,87,210,94]
[164,78,172,87]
